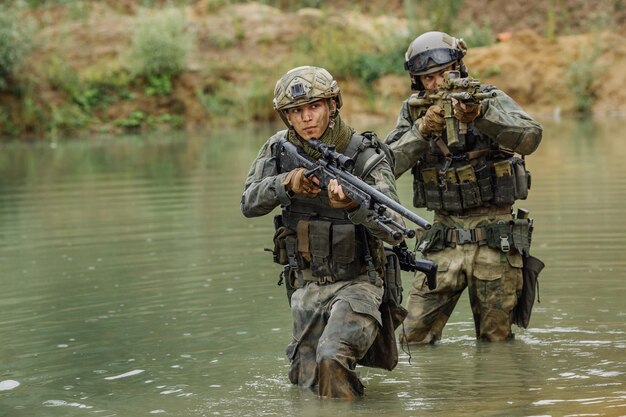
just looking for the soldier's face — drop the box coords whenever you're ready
[420,64,455,90]
[285,99,334,140]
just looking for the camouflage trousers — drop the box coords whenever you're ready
[286,275,383,399]
[403,215,524,343]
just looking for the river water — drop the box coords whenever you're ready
[0,117,624,417]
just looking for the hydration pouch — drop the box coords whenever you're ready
[475,162,494,202]
[411,164,427,208]
[493,160,516,205]
[512,157,530,200]
[309,221,333,277]
[441,168,463,212]
[457,164,482,209]
[421,167,443,211]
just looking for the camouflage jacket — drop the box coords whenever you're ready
[385,88,543,178]
[241,129,403,246]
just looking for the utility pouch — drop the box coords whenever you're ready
[485,220,512,253]
[411,164,426,208]
[281,265,298,306]
[441,168,463,212]
[457,164,482,209]
[475,162,494,202]
[493,160,516,205]
[331,224,359,280]
[510,218,531,256]
[512,255,545,329]
[271,226,296,265]
[382,248,403,305]
[358,247,407,371]
[421,167,443,211]
[309,221,332,277]
[413,180,426,208]
[269,215,296,265]
[512,157,530,200]
[417,223,447,253]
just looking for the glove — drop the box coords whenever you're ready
[454,100,481,123]
[327,179,359,211]
[283,167,320,197]
[419,105,445,137]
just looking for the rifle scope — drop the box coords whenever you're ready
[307,139,355,170]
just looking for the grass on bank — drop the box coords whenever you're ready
[0,0,612,139]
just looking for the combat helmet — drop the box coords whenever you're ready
[404,31,468,90]
[273,66,342,126]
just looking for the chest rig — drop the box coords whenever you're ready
[407,103,531,214]
[273,132,387,283]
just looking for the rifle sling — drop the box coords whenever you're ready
[433,136,452,158]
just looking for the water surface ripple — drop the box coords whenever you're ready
[0,120,624,417]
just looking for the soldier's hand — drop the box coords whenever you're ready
[454,100,481,123]
[283,167,320,197]
[419,105,445,137]
[327,179,359,210]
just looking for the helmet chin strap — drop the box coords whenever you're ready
[328,98,338,129]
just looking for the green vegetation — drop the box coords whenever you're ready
[546,0,557,39]
[568,38,602,114]
[352,37,408,86]
[460,22,495,48]
[129,8,192,78]
[407,0,464,35]
[0,1,618,139]
[0,5,35,90]
[289,15,408,87]
[145,74,173,96]
[197,69,275,124]
[472,65,502,79]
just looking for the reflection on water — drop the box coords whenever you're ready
[0,118,624,417]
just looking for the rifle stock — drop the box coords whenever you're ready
[389,245,437,290]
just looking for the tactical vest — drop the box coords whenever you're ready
[274,132,388,282]
[407,99,531,214]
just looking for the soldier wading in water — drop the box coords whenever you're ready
[241,66,407,399]
[386,31,544,344]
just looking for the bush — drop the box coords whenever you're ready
[353,35,408,86]
[568,48,600,114]
[129,8,192,77]
[460,23,495,48]
[0,5,35,89]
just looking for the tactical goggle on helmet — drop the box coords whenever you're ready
[273,66,342,125]
[405,47,464,75]
[404,31,467,88]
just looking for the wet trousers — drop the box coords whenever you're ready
[401,243,523,344]
[286,276,383,399]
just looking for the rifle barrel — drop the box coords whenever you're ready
[331,166,431,230]
[279,140,432,231]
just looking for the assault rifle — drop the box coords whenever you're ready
[408,70,497,148]
[389,244,437,290]
[278,138,432,239]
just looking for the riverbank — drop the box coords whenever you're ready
[1,1,625,140]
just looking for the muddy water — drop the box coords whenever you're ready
[0,117,624,417]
